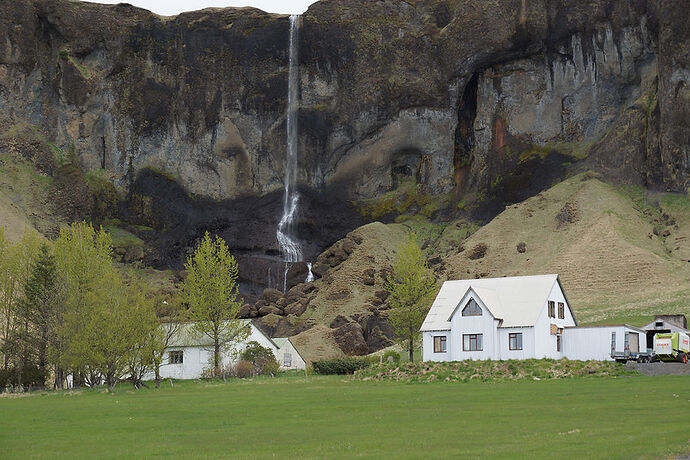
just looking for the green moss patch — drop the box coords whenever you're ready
[355,359,635,382]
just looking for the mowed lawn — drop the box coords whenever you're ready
[1,375,689,459]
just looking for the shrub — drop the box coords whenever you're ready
[234,360,253,379]
[312,357,372,375]
[0,365,48,388]
[382,350,401,364]
[240,341,279,376]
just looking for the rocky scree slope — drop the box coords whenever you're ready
[0,0,687,289]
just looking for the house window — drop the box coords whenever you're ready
[463,334,483,351]
[462,298,482,316]
[169,350,183,364]
[433,336,447,353]
[509,333,523,350]
[283,353,292,367]
[558,302,564,319]
[548,301,555,318]
[611,332,616,352]
[556,335,562,352]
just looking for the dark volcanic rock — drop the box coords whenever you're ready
[262,288,283,304]
[332,322,368,356]
[0,0,687,294]
[310,262,329,278]
[517,242,526,253]
[285,262,309,291]
[360,268,376,286]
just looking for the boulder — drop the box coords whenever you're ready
[332,322,368,356]
[341,237,355,255]
[328,247,348,267]
[284,302,307,316]
[286,262,309,290]
[286,283,305,301]
[329,315,352,329]
[238,304,252,318]
[262,288,283,304]
[349,233,363,245]
[258,305,283,316]
[360,268,376,286]
[255,314,308,338]
[427,255,442,266]
[517,242,526,253]
[311,262,329,278]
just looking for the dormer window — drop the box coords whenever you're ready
[462,298,482,316]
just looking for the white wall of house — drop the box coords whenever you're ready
[533,281,576,359]
[448,289,500,361]
[422,331,451,362]
[275,340,306,370]
[563,326,646,361]
[496,327,535,360]
[151,323,280,380]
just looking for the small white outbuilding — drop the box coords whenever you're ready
[151,320,305,380]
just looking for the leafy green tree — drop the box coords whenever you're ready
[16,243,62,387]
[0,227,40,374]
[123,276,159,389]
[54,222,114,387]
[385,233,438,362]
[240,341,279,376]
[182,232,247,377]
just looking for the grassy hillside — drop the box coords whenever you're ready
[439,174,689,324]
[1,375,689,458]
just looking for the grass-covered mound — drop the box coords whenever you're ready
[355,359,635,382]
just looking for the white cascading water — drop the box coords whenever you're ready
[276,15,303,292]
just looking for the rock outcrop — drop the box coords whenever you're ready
[0,0,687,289]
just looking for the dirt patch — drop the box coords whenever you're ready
[467,243,487,260]
[624,362,690,376]
[556,201,578,228]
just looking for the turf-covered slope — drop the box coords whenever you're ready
[440,175,689,324]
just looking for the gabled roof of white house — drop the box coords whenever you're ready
[420,274,563,331]
[165,320,277,348]
[273,337,307,363]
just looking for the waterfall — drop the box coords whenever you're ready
[276,14,302,292]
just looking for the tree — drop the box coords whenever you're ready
[0,227,40,374]
[54,222,114,388]
[123,276,159,389]
[16,243,61,387]
[240,341,279,376]
[385,233,438,362]
[182,232,247,377]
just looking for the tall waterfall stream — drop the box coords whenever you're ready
[275,15,306,292]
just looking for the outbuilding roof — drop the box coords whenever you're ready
[165,320,277,348]
[420,274,564,331]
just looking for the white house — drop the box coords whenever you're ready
[421,274,657,362]
[421,275,576,362]
[152,320,305,380]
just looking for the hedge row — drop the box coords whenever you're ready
[312,356,379,375]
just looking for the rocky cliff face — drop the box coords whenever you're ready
[0,0,687,288]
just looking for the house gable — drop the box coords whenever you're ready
[448,287,497,323]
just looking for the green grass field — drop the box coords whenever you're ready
[1,375,689,459]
